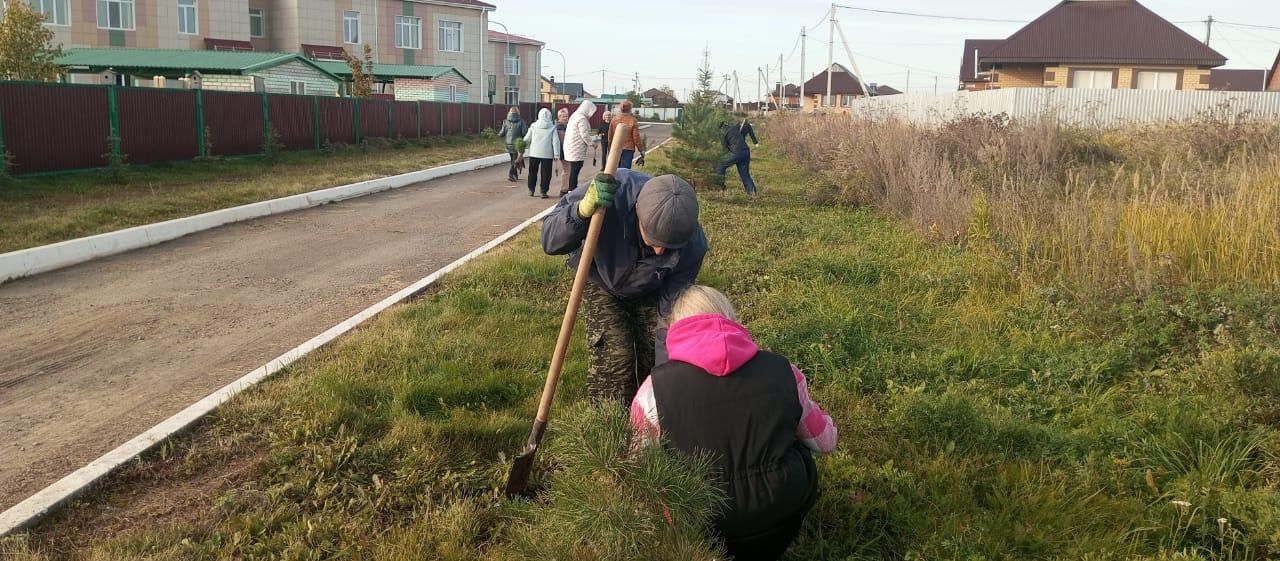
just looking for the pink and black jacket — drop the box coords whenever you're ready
[630,314,838,540]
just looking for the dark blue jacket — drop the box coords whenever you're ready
[722,121,759,156]
[541,168,708,363]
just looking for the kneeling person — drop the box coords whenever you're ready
[630,286,838,561]
[541,171,707,406]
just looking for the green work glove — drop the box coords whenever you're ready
[578,174,620,219]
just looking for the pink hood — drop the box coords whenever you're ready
[666,314,760,376]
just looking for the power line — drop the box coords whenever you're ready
[1215,20,1280,32]
[832,4,1026,24]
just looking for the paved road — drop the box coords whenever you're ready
[0,125,671,511]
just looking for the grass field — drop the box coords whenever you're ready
[0,135,503,254]
[4,133,1279,560]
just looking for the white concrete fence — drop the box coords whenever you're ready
[841,89,1280,127]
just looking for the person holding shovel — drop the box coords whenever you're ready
[717,117,760,194]
[541,170,707,406]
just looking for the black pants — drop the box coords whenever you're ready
[527,157,552,195]
[721,507,809,561]
[565,160,585,194]
[599,143,609,170]
[507,151,519,180]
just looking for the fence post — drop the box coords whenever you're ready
[194,90,205,158]
[313,95,321,150]
[415,101,421,138]
[354,99,362,144]
[438,102,444,137]
[261,92,270,154]
[0,105,6,172]
[386,100,393,138]
[107,86,122,163]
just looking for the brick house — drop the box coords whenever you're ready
[56,47,342,95]
[1270,50,1280,91]
[800,64,899,110]
[960,0,1226,91]
[642,88,679,107]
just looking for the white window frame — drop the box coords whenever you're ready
[504,55,520,76]
[343,10,360,44]
[1070,69,1114,89]
[290,80,306,95]
[29,0,70,26]
[1135,70,1179,91]
[177,0,197,35]
[438,20,462,53]
[96,0,135,31]
[248,8,265,38]
[504,86,519,104]
[395,15,421,50]
[449,84,458,102]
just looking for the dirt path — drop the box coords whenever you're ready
[0,125,670,512]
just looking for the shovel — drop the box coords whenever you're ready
[504,123,631,498]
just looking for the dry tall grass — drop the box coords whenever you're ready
[774,113,1280,293]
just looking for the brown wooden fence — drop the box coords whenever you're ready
[0,81,606,175]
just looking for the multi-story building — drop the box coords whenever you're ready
[11,0,548,102]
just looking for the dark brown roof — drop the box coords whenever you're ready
[1209,69,1267,92]
[783,83,800,96]
[487,31,543,46]
[802,64,866,96]
[984,0,1226,67]
[870,84,902,96]
[960,39,1004,83]
[426,0,495,9]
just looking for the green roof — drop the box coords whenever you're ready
[56,48,341,81]
[312,61,472,84]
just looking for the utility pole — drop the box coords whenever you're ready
[777,53,784,111]
[1205,15,1214,46]
[934,75,938,95]
[633,71,639,94]
[601,70,605,100]
[826,4,835,109]
[800,26,807,111]
[905,70,910,95]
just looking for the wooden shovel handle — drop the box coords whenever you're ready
[532,123,630,425]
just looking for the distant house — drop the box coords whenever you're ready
[312,61,471,101]
[802,63,889,110]
[541,77,571,103]
[1270,50,1280,91]
[643,88,680,107]
[1208,69,1269,92]
[57,48,343,96]
[869,84,903,96]
[960,0,1226,91]
[781,84,801,108]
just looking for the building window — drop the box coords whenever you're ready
[1135,70,1179,90]
[290,81,306,95]
[438,20,462,53]
[504,55,520,76]
[1071,69,1114,89]
[96,0,134,30]
[504,87,519,104]
[396,16,421,49]
[249,8,264,38]
[449,84,458,102]
[177,0,197,34]
[343,11,360,44]
[29,0,70,26]
[253,76,265,92]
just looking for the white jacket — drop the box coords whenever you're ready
[563,101,596,163]
[523,108,562,160]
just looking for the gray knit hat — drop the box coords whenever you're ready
[636,175,699,249]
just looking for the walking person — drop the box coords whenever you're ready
[562,100,597,197]
[497,107,527,182]
[596,111,613,171]
[523,108,561,198]
[541,171,707,406]
[608,101,644,169]
[630,285,837,561]
[716,118,760,195]
[556,108,572,195]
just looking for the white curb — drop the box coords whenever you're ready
[0,153,511,285]
[0,202,557,537]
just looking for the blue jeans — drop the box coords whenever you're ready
[717,152,758,194]
[619,149,635,169]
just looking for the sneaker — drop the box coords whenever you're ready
[528,190,535,197]
[540,193,550,199]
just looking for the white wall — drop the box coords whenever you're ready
[840,89,1280,127]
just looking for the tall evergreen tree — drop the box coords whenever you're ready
[662,48,728,190]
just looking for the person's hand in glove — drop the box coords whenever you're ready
[577,174,620,219]
[636,153,646,167]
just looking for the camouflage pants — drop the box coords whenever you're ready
[583,281,659,407]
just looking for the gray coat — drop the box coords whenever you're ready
[497,114,527,153]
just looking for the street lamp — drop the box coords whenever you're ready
[489,20,512,104]
[544,47,567,87]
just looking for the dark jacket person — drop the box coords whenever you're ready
[541,170,707,405]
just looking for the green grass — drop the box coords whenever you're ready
[0,135,503,254]
[5,142,1279,560]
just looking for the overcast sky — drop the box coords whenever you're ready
[489,0,1279,99]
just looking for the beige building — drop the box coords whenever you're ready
[11,0,532,102]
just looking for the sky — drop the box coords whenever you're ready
[488,0,1280,99]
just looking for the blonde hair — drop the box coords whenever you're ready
[671,285,737,324]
